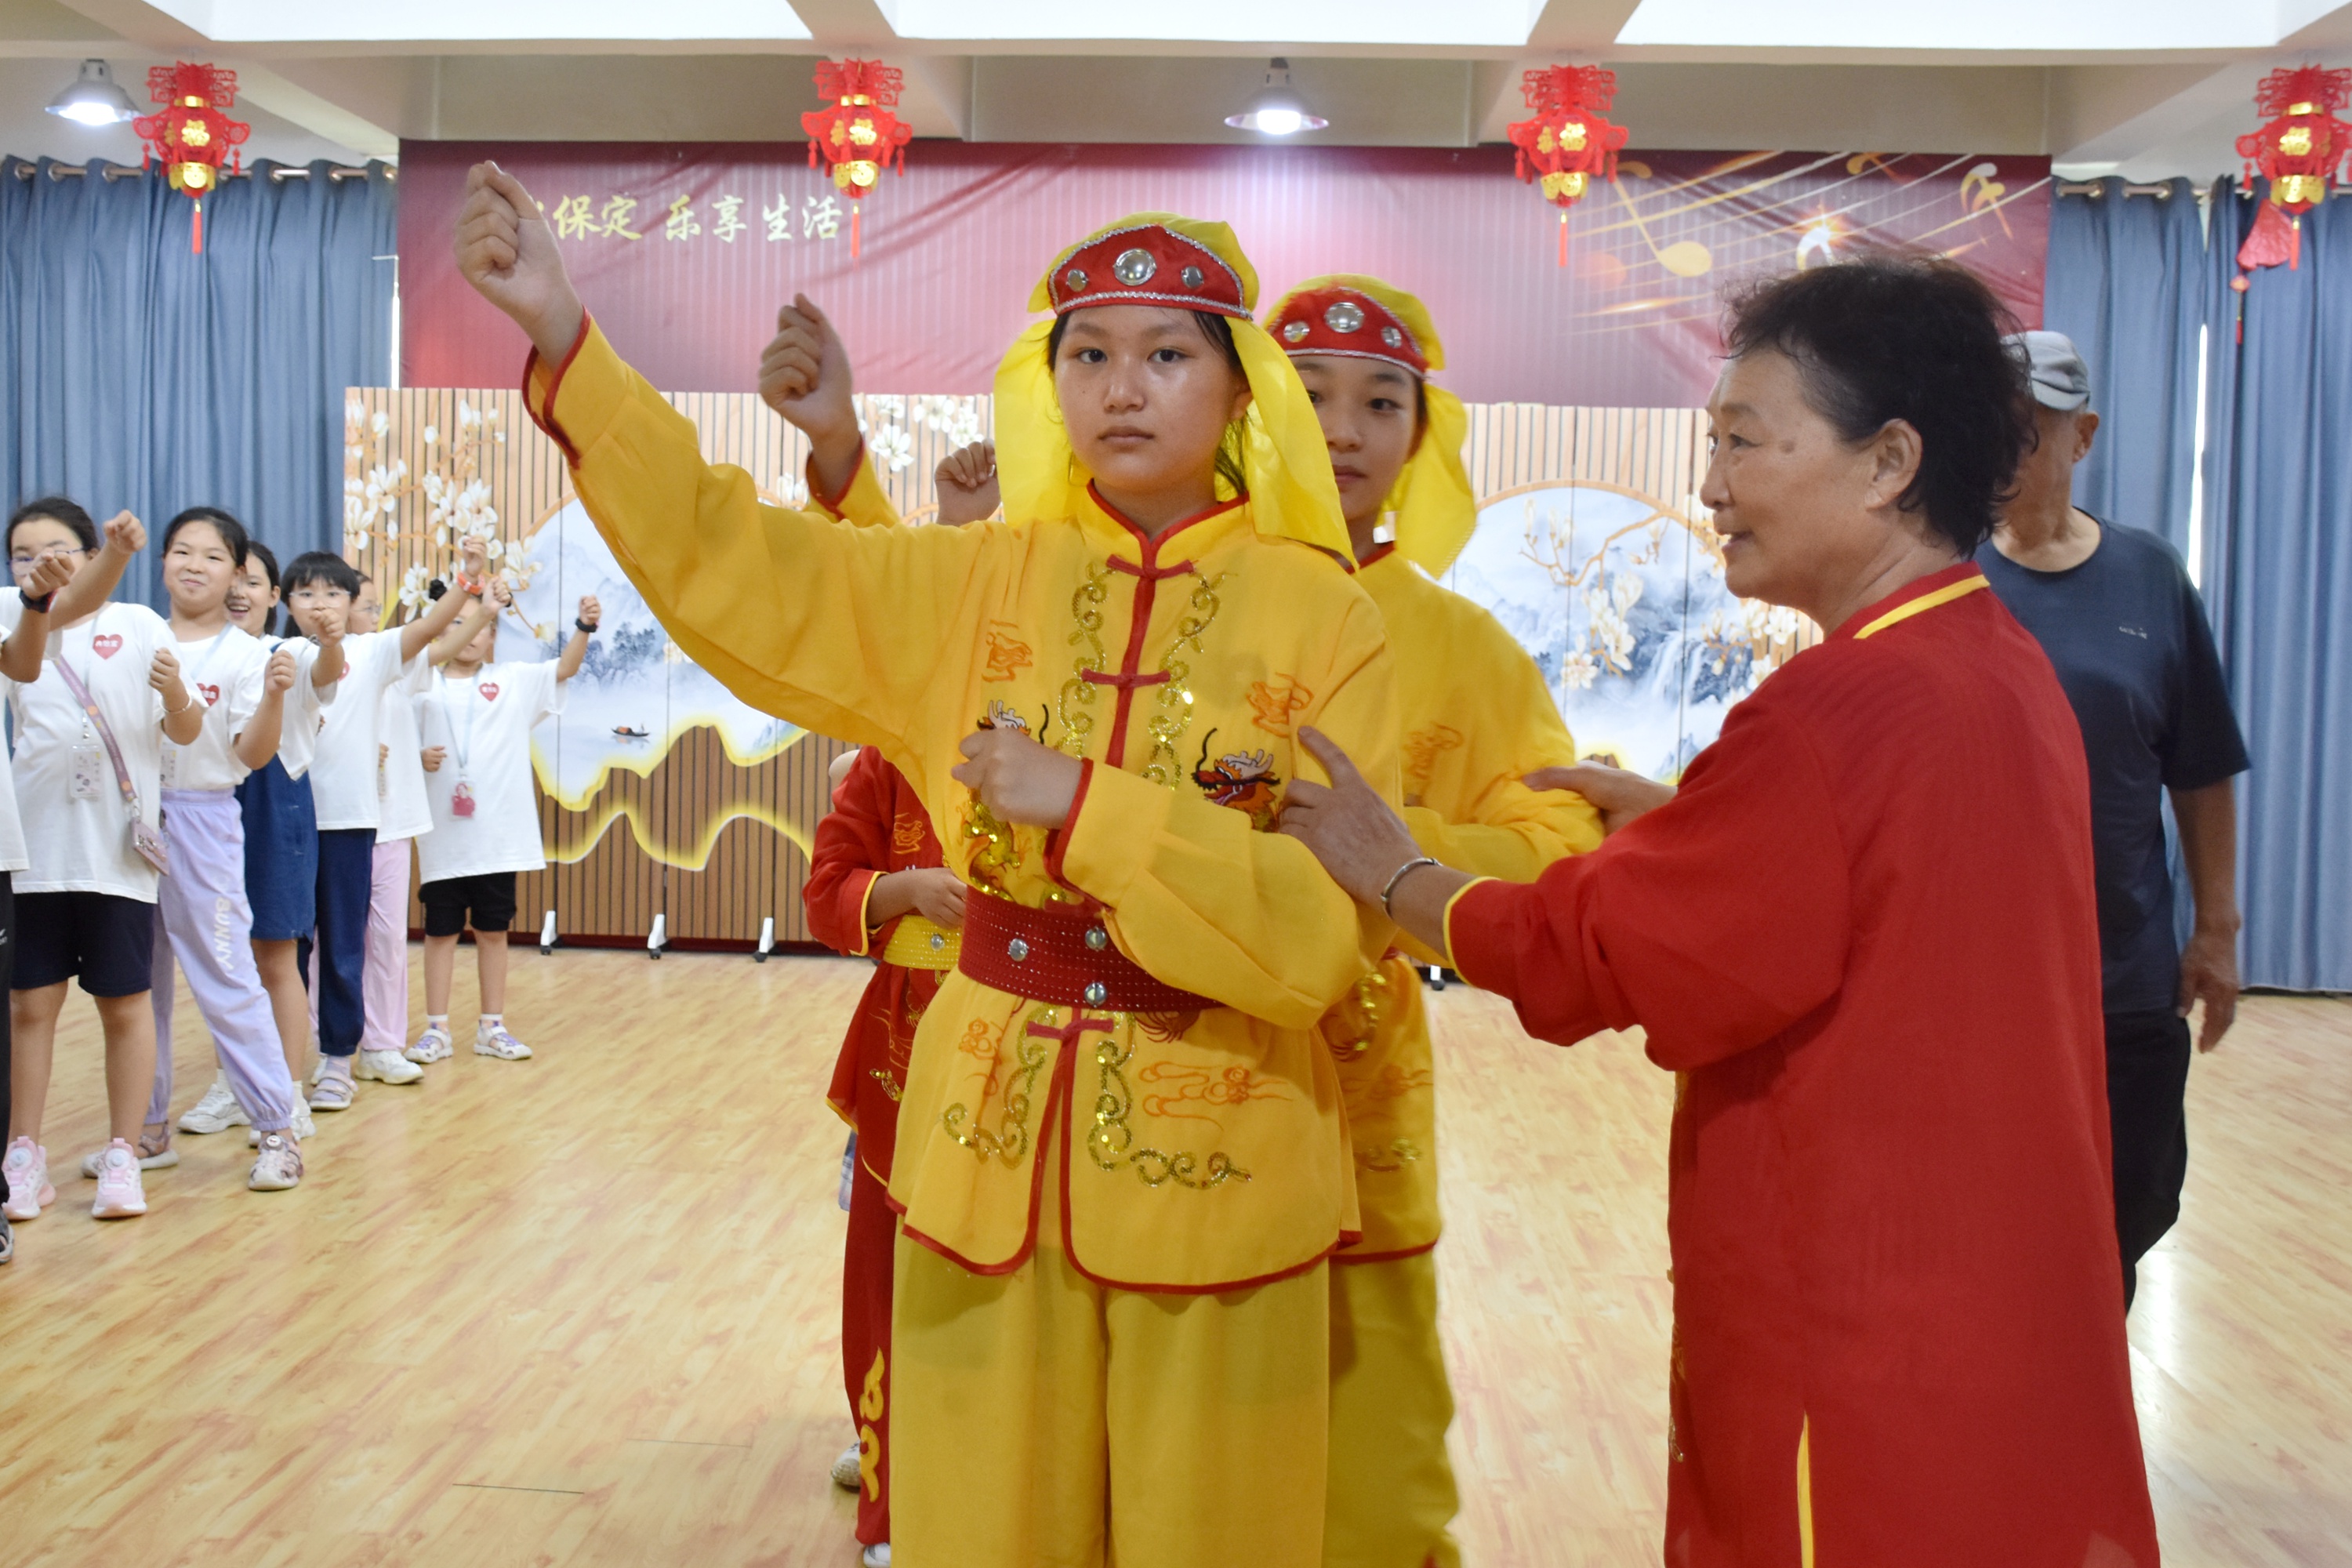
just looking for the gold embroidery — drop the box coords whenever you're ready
[1140,571,1223,786]
[867,1067,903,1103]
[1087,1025,1251,1189]
[1402,723,1465,790]
[1355,1137,1423,1172]
[1323,965,1396,1060]
[857,1349,886,1501]
[890,812,929,857]
[960,800,1020,895]
[1247,674,1312,736]
[943,1014,1047,1167]
[953,1016,1004,1097]
[1054,564,1112,760]
[1362,1062,1434,1103]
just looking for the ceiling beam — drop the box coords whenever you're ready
[226,57,397,156]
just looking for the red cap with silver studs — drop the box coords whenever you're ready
[1039,222,1251,318]
[1264,285,1430,377]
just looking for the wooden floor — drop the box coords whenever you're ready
[5,949,2348,1566]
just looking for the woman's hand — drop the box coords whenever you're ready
[421,746,447,774]
[1523,761,1676,835]
[934,441,1000,526]
[452,162,585,363]
[1276,727,1427,906]
[953,728,1083,827]
[263,648,297,694]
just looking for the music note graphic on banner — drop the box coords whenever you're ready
[1613,180,1712,279]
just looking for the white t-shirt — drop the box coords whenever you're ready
[376,654,434,844]
[158,626,268,793]
[309,629,409,832]
[0,597,27,873]
[257,635,336,782]
[9,601,172,900]
[414,659,562,884]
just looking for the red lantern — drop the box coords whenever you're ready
[2233,65,2352,278]
[800,59,913,260]
[133,62,249,255]
[1508,65,1630,267]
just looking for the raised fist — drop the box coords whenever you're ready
[934,441,1000,527]
[452,162,586,361]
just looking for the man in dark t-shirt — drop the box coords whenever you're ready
[1980,331,2250,1309]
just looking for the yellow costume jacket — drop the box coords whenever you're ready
[1324,544,1603,1258]
[526,322,1403,1291]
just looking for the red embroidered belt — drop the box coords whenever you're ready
[957,893,1215,1014]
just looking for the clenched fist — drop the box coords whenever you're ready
[264,647,297,694]
[934,441,1000,527]
[953,727,1083,828]
[452,162,585,362]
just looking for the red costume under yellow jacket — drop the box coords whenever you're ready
[804,746,958,1181]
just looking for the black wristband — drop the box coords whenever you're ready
[20,587,54,615]
[575,617,598,634]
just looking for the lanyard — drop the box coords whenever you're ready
[437,670,481,780]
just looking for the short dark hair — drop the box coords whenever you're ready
[1047,308,1250,499]
[9,496,98,556]
[282,550,361,598]
[1722,253,2031,555]
[163,506,251,569]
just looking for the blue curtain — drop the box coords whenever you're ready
[2042,176,2207,555]
[0,157,396,607]
[2201,177,2352,993]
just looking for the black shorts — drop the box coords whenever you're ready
[13,891,156,997]
[421,872,519,938]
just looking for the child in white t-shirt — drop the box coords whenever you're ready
[279,547,477,1110]
[408,586,597,1062]
[2,499,198,1225]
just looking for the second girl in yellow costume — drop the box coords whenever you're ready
[1272,276,1605,1568]
[454,164,1400,1568]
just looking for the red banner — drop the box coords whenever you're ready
[398,140,2049,408]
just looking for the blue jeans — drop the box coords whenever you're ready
[299,827,377,1058]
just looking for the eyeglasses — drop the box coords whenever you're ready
[9,547,93,574]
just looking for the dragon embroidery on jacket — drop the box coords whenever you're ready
[1192,729,1281,830]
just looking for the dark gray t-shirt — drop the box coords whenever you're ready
[1978,519,2249,1014]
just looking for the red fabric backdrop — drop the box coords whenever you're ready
[398,141,2049,408]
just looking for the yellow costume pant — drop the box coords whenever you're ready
[1326,1252,1463,1568]
[891,1124,1332,1568]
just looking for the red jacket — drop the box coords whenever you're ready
[804,747,953,1182]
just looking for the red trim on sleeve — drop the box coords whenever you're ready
[808,441,869,516]
[519,311,593,467]
[1043,757,1095,895]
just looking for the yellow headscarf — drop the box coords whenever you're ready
[993,213,1354,563]
[1264,273,1476,575]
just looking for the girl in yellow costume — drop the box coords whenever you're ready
[453,164,1401,1568]
[1269,275,1605,1568]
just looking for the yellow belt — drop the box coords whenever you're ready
[880,914,960,970]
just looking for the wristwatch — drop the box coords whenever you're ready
[19,586,54,614]
[575,617,598,634]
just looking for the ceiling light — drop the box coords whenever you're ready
[1225,59,1327,136]
[46,60,140,127]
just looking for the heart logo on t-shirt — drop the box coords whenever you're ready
[478,682,500,702]
[197,682,221,707]
[91,633,123,659]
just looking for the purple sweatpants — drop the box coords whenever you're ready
[148,789,298,1133]
[310,836,414,1054]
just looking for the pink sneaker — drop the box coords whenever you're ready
[3,1137,53,1221]
[91,1140,148,1219]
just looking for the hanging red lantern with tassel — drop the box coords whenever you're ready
[2233,64,2352,282]
[132,62,249,255]
[1507,65,1630,267]
[800,59,913,261]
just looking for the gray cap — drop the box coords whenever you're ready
[2007,329,2092,412]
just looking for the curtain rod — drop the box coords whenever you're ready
[2055,180,2173,199]
[11,162,391,183]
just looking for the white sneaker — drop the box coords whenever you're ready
[91,1141,148,1218]
[81,1134,179,1178]
[248,1132,304,1191]
[3,1138,53,1222]
[179,1072,252,1134]
[405,1024,455,1064]
[862,1544,891,1567]
[357,1048,425,1084]
[830,1443,863,1491]
[475,1025,533,1060]
[308,1060,356,1112]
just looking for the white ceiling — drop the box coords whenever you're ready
[1,0,2341,183]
